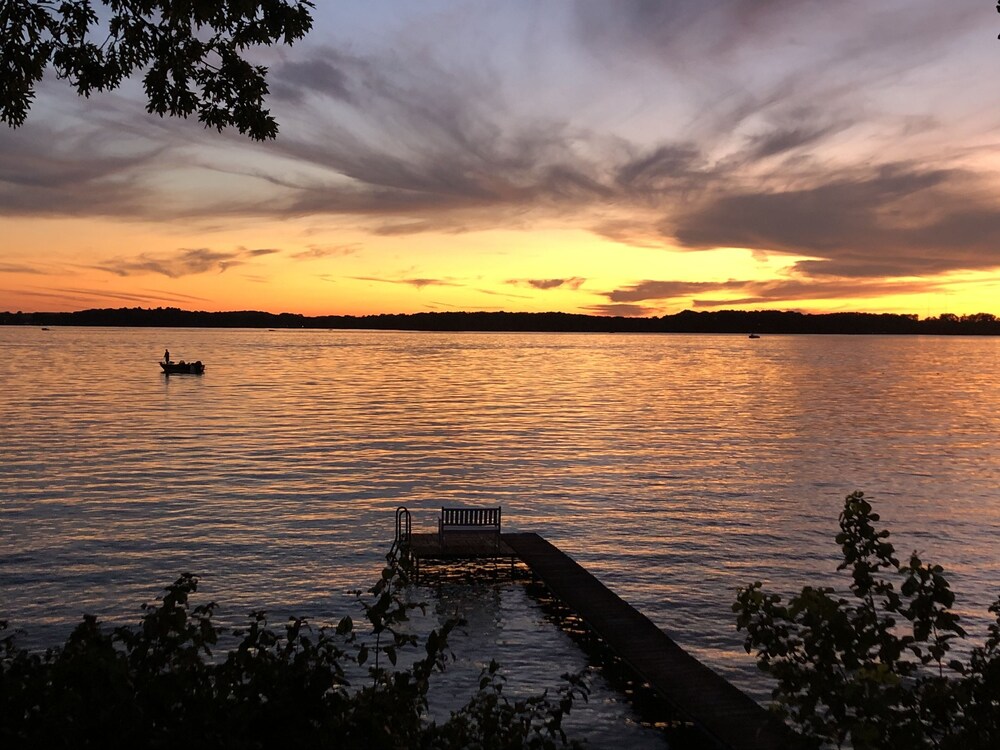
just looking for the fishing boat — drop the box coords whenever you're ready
[160,361,205,374]
[748,333,760,339]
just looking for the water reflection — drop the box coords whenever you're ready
[1,327,998,712]
[413,563,669,749]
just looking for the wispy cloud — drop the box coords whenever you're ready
[608,280,749,303]
[583,302,663,317]
[475,287,533,300]
[92,247,268,278]
[350,275,463,289]
[3,285,212,307]
[507,277,586,291]
[0,263,46,274]
[0,125,163,218]
[271,56,354,104]
[291,244,361,259]
[604,275,950,309]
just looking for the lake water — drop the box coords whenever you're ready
[2,327,999,745]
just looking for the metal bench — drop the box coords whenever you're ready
[438,506,502,547]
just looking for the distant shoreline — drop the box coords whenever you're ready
[3,307,999,335]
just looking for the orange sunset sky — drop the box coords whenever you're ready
[2,1,1000,318]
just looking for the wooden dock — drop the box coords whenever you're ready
[501,533,800,750]
[405,532,517,560]
[394,512,801,749]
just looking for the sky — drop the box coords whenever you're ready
[2,0,1000,317]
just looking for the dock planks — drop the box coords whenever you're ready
[502,532,801,750]
[405,531,516,559]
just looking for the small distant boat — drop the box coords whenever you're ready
[160,361,205,375]
[748,333,760,339]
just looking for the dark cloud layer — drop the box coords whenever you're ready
[671,165,1000,278]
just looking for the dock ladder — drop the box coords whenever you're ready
[387,506,411,564]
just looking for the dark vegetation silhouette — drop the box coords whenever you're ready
[2,307,999,335]
[5,497,998,748]
[0,561,590,749]
[1,1,314,139]
[735,492,1000,749]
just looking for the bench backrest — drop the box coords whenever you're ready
[440,506,501,531]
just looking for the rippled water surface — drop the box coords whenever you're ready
[2,327,999,743]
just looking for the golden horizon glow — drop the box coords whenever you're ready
[4,212,997,318]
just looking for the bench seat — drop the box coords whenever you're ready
[439,506,501,546]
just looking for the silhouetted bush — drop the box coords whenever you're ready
[0,562,587,749]
[735,491,1000,749]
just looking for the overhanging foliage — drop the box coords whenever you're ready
[0,1,314,139]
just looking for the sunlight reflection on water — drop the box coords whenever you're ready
[1,327,999,742]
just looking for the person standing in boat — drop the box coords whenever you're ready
[164,349,170,364]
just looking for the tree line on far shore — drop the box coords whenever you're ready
[2,307,999,335]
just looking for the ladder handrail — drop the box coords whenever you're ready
[395,506,411,542]
[388,506,411,564]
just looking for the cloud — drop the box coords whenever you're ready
[671,164,1000,277]
[241,44,618,224]
[246,36,1000,286]
[475,287,533,300]
[350,275,463,289]
[371,221,470,236]
[608,280,748,303]
[0,263,46,274]
[507,277,586,291]
[572,0,980,89]
[583,302,663,317]
[615,144,704,193]
[673,164,947,252]
[2,285,211,307]
[590,220,667,249]
[271,56,354,104]
[0,124,164,218]
[603,275,950,309]
[742,120,844,161]
[291,244,361,259]
[93,247,266,278]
